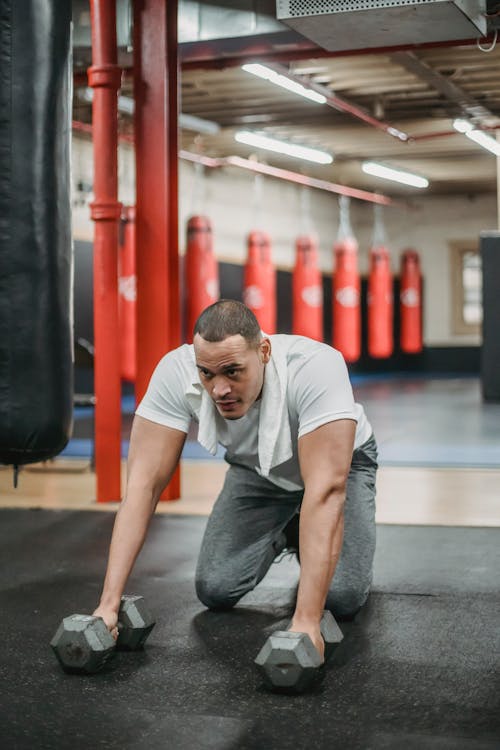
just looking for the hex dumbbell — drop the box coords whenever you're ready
[254,610,343,693]
[50,594,155,674]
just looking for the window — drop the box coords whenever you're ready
[450,241,482,335]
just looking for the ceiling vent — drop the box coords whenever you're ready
[276,0,487,51]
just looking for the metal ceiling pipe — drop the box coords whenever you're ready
[409,124,500,142]
[179,150,392,205]
[179,150,221,169]
[225,156,393,205]
[73,122,392,204]
[88,0,123,502]
[390,50,494,122]
[266,63,409,141]
[74,117,499,149]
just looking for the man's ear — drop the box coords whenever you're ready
[259,338,271,364]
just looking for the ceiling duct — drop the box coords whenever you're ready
[276,0,487,51]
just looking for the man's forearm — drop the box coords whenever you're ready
[95,418,186,618]
[97,488,157,610]
[292,488,345,625]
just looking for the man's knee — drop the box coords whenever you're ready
[326,584,370,621]
[195,575,240,611]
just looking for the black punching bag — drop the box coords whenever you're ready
[0,0,73,467]
[480,232,500,402]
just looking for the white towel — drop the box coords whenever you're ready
[186,337,293,476]
[257,338,292,476]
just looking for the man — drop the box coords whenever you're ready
[94,299,377,661]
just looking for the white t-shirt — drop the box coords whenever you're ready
[136,335,372,491]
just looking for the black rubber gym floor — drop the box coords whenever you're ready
[1,509,499,749]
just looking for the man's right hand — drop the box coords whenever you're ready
[93,605,119,641]
[92,418,186,645]
[289,617,325,662]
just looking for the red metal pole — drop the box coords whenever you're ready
[134,0,181,500]
[119,206,137,383]
[89,1,122,502]
[166,1,181,365]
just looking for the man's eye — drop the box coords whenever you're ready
[200,369,212,378]
[226,369,238,377]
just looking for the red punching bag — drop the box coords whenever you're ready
[332,197,361,362]
[400,249,423,353]
[367,245,393,358]
[185,216,220,343]
[243,231,276,333]
[118,205,137,382]
[293,235,323,340]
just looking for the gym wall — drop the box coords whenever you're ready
[71,135,495,356]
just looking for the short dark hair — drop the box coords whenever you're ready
[193,299,262,346]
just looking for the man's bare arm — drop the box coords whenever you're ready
[290,419,356,658]
[94,415,186,631]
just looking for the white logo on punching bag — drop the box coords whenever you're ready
[206,279,220,301]
[367,290,392,306]
[401,288,419,307]
[119,275,137,302]
[301,285,322,308]
[336,286,359,308]
[244,285,264,309]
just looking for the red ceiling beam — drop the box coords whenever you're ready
[73,34,496,84]
[73,122,392,203]
[179,35,494,71]
[179,150,392,205]
[266,63,410,142]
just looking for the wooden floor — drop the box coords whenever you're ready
[1,458,499,527]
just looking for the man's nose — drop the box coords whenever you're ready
[212,377,231,399]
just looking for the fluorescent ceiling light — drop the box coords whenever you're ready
[235,131,333,164]
[453,119,500,156]
[453,118,473,134]
[242,63,327,105]
[466,129,500,156]
[362,161,429,189]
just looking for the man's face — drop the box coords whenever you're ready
[193,333,271,420]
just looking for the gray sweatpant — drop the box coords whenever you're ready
[195,434,378,619]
